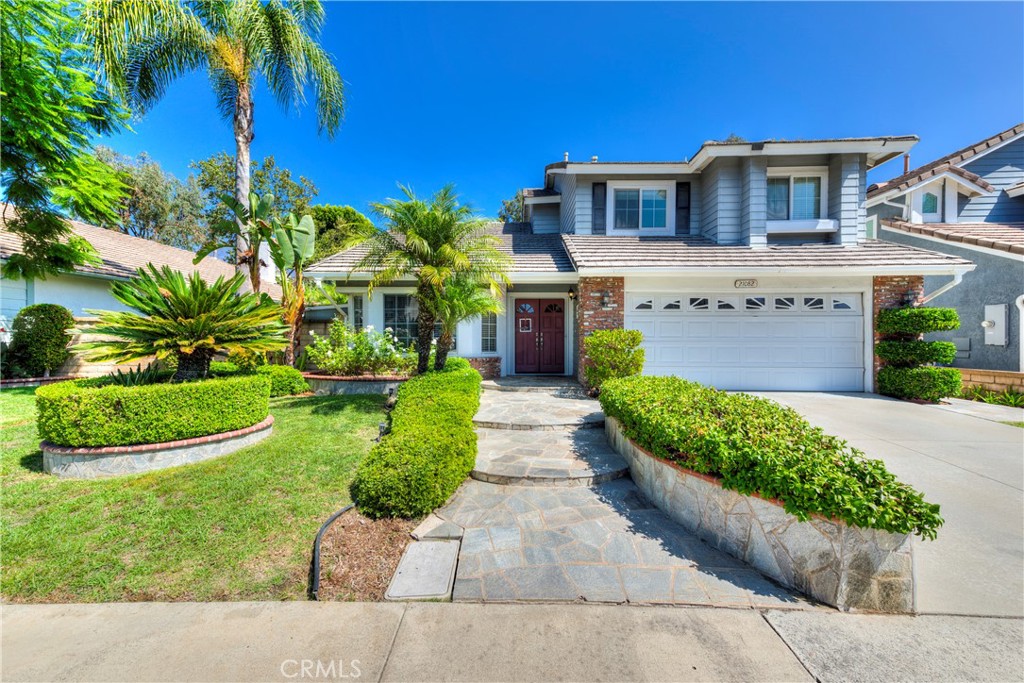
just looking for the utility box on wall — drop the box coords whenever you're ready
[983,304,1008,346]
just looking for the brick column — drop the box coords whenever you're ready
[872,275,924,381]
[575,276,625,384]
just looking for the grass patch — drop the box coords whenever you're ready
[1001,421,1024,429]
[1,388,386,602]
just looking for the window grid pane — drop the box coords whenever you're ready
[792,177,821,220]
[614,189,640,229]
[922,192,938,214]
[481,312,497,353]
[384,294,418,345]
[352,295,364,330]
[641,189,667,228]
[767,178,789,220]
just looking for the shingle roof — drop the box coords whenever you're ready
[868,123,1024,199]
[0,206,281,298]
[306,222,574,275]
[881,219,1024,255]
[560,235,973,272]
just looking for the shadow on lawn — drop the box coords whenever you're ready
[274,393,388,417]
[19,450,43,473]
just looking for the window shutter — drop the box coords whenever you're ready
[592,182,607,234]
[675,182,691,235]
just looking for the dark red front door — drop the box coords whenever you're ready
[514,299,565,374]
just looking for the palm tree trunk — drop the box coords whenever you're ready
[415,284,435,374]
[434,330,453,371]
[175,349,214,382]
[234,84,256,294]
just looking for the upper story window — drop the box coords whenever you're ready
[608,182,674,234]
[921,190,941,222]
[767,175,825,220]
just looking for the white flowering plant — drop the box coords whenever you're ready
[305,319,416,376]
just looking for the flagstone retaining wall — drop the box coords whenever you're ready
[303,375,406,396]
[605,416,916,613]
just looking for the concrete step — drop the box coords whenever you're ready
[471,428,629,487]
[482,377,589,398]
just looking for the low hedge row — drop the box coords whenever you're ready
[36,375,271,447]
[876,307,959,336]
[599,376,943,539]
[208,361,308,397]
[877,366,962,403]
[875,340,957,366]
[352,357,481,518]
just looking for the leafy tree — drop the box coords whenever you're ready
[309,204,375,261]
[358,184,510,374]
[428,277,503,371]
[94,146,206,249]
[84,0,344,290]
[191,152,319,260]
[78,265,287,381]
[268,212,316,365]
[498,190,524,223]
[1,0,127,279]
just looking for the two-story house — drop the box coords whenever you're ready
[867,123,1024,373]
[309,134,974,392]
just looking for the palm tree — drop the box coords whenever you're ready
[78,264,288,380]
[83,0,344,289]
[358,184,510,374]
[428,277,503,372]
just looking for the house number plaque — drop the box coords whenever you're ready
[734,279,758,289]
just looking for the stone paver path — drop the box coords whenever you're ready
[437,380,811,609]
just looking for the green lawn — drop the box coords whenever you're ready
[1,387,385,602]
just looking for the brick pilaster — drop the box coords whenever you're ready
[575,276,625,384]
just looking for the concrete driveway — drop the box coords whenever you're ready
[759,392,1024,618]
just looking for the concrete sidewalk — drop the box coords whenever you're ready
[3,602,1021,682]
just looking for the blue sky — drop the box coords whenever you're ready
[103,1,1024,221]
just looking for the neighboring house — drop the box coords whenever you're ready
[867,123,1024,372]
[308,134,975,392]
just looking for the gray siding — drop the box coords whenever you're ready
[959,136,1024,223]
[867,195,906,223]
[701,159,741,243]
[828,154,866,245]
[575,180,592,234]
[530,204,560,234]
[740,157,767,247]
[883,229,1021,371]
[554,174,577,234]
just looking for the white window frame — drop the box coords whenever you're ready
[480,312,498,355]
[606,181,675,235]
[766,167,830,231]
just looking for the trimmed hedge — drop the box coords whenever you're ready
[599,376,943,539]
[6,304,75,377]
[875,340,957,366]
[36,375,271,447]
[352,357,481,518]
[583,329,645,390]
[876,307,959,336]
[877,366,962,403]
[255,365,309,396]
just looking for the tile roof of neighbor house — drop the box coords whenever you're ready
[522,188,559,198]
[306,222,575,275]
[0,206,282,298]
[560,235,974,272]
[867,122,1024,199]
[881,219,1024,255]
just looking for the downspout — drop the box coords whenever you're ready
[919,271,964,305]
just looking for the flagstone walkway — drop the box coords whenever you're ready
[436,379,812,609]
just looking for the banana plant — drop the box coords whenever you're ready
[193,192,276,294]
[269,212,317,365]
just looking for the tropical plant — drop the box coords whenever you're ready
[77,265,288,380]
[427,277,503,371]
[1,0,126,279]
[5,304,75,378]
[358,184,511,374]
[269,211,317,364]
[83,0,344,288]
[104,363,168,387]
[195,191,276,293]
[310,204,375,261]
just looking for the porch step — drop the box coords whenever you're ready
[473,390,604,431]
[481,377,589,398]
[471,428,628,486]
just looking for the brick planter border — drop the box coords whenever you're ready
[605,416,916,613]
[960,368,1024,394]
[41,416,274,479]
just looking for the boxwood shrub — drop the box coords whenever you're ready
[6,304,75,378]
[352,357,481,518]
[599,376,943,539]
[876,307,959,336]
[877,366,963,403]
[36,374,271,447]
[255,365,310,396]
[875,340,957,366]
[583,329,645,391]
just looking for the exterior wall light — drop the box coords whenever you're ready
[567,287,576,301]
[600,291,612,307]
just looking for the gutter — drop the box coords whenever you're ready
[920,271,964,305]
[576,264,976,278]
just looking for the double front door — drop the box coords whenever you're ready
[514,299,565,374]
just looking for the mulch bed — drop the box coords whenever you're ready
[316,510,417,601]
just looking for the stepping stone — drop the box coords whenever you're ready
[471,428,628,486]
[411,514,464,541]
[473,391,605,431]
[385,540,460,601]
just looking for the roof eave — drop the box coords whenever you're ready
[575,263,975,277]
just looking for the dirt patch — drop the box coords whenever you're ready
[316,510,417,601]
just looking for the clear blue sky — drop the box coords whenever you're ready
[103,1,1024,221]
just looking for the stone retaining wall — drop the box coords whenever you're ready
[605,417,916,613]
[41,416,274,479]
[464,357,501,379]
[304,375,406,396]
[960,368,1024,394]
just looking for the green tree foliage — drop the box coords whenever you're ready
[357,184,511,374]
[498,190,524,223]
[309,204,375,261]
[427,277,503,371]
[195,191,278,294]
[1,0,127,279]
[5,304,75,378]
[269,211,317,364]
[94,146,206,249]
[84,0,343,288]
[77,265,288,381]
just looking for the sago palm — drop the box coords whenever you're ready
[358,184,511,374]
[78,264,288,380]
[428,276,504,371]
[83,0,344,289]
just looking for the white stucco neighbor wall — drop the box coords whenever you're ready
[32,274,127,316]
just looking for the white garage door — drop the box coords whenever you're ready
[625,292,865,391]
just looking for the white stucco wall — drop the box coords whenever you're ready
[10,273,128,317]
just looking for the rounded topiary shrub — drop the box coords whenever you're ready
[876,307,959,336]
[583,329,645,391]
[256,365,309,396]
[875,340,957,367]
[877,366,962,404]
[36,374,271,447]
[7,304,75,377]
